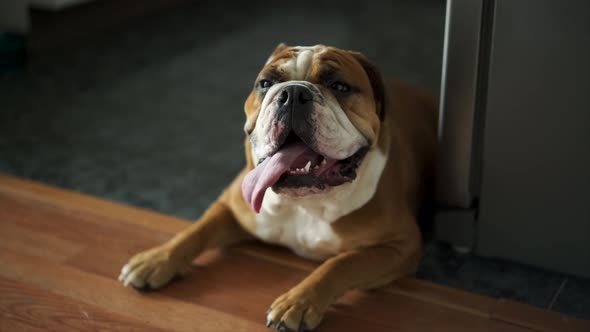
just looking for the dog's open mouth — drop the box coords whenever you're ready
[242,132,368,213]
[272,133,368,190]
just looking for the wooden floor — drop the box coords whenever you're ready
[0,175,587,332]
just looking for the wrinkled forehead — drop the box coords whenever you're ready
[262,45,368,84]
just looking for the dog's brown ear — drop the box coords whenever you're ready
[272,43,289,55]
[266,43,289,64]
[348,51,386,121]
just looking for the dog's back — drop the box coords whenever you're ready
[384,79,438,219]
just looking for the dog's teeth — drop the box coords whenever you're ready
[321,159,327,165]
[304,161,311,172]
[314,165,319,170]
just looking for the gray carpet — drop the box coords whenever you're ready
[1,0,588,320]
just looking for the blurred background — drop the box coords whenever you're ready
[0,0,588,320]
[0,0,443,217]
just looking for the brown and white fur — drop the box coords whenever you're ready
[119,43,437,331]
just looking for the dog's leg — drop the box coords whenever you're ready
[119,200,251,289]
[266,227,420,332]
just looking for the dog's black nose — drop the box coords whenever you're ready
[277,85,313,107]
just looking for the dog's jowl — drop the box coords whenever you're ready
[119,44,438,332]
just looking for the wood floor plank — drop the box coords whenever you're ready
[0,221,84,262]
[0,194,170,254]
[0,249,267,332]
[390,278,496,319]
[1,174,588,332]
[238,241,500,319]
[0,175,187,233]
[0,319,47,332]
[334,289,532,332]
[0,277,166,332]
[67,246,314,323]
[24,207,519,332]
[491,299,590,332]
[65,245,396,331]
[66,241,531,332]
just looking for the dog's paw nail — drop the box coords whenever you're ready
[276,320,288,331]
[132,285,151,292]
[297,322,305,332]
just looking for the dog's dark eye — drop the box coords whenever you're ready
[330,81,350,93]
[258,79,274,90]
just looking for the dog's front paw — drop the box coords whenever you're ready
[266,286,329,332]
[118,246,188,290]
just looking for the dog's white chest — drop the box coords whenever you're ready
[254,192,341,261]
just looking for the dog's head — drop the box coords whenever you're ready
[242,44,386,213]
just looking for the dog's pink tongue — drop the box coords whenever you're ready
[242,142,308,213]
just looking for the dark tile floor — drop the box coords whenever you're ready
[1,0,588,320]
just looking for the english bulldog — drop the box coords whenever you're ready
[119,43,438,331]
